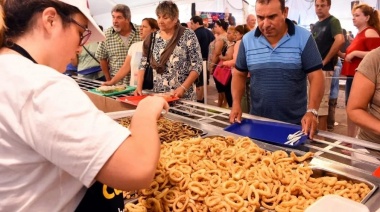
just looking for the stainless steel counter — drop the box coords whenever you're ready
[75,76,380,211]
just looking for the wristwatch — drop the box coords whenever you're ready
[306,109,318,118]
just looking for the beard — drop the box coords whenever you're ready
[113,26,121,32]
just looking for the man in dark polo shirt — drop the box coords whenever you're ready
[312,0,344,131]
[190,16,215,103]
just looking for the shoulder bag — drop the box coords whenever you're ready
[142,32,156,90]
[213,42,232,86]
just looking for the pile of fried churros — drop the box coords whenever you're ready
[125,136,371,212]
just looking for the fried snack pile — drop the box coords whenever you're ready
[125,137,371,212]
[117,117,203,143]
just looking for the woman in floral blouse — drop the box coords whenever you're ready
[135,1,202,100]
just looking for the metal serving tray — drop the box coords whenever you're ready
[309,166,377,204]
[108,111,207,142]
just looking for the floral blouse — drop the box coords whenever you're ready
[139,29,202,100]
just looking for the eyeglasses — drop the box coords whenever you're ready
[70,18,92,46]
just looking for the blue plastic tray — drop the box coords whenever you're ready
[224,119,308,147]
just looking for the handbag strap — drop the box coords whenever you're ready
[146,32,156,66]
[83,45,100,64]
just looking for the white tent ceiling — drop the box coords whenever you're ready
[88,0,379,34]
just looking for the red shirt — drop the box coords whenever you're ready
[341,27,380,76]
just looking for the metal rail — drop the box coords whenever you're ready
[171,100,380,173]
[72,76,380,172]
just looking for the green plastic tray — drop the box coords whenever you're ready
[88,86,136,96]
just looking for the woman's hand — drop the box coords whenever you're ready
[102,80,115,86]
[135,96,170,120]
[345,51,356,63]
[134,88,143,96]
[173,86,186,98]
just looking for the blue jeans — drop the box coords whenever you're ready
[330,59,342,99]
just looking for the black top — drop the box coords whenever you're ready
[75,181,124,212]
[194,27,215,60]
[312,15,342,71]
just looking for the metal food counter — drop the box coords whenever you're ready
[74,76,380,211]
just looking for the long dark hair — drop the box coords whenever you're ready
[215,19,228,31]
[235,24,250,35]
[4,0,80,40]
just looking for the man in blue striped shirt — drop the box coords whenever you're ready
[230,0,325,139]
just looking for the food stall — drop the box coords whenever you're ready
[74,76,380,211]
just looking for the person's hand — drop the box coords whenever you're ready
[173,86,185,98]
[134,88,143,96]
[301,112,318,139]
[345,52,355,63]
[229,103,243,123]
[135,96,170,120]
[102,80,114,86]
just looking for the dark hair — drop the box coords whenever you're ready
[156,1,179,20]
[353,4,380,33]
[315,0,331,6]
[190,16,203,25]
[340,28,349,53]
[342,28,347,38]
[98,25,103,31]
[180,22,188,28]
[235,24,250,35]
[215,19,228,31]
[4,0,80,40]
[112,4,131,20]
[142,18,159,31]
[256,0,286,11]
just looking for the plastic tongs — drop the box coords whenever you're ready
[284,130,305,146]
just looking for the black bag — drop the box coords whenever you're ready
[142,33,156,90]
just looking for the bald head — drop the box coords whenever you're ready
[246,14,256,30]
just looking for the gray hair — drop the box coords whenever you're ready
[112,4,131,20]
[156,1,179,20]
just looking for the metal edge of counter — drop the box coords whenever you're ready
[106,110,380,211]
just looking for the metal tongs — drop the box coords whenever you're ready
[284,130,305,146]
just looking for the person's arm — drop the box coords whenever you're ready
[337,51,346,59]
[104,56,131,85]
[230,41,248,123]
[96,40,112,81]
[219,44,234,61]
[323,33,344,66]
[345,30,380,62]
[301,69,324,138]
[99,59,111,81]
[173,31,202,98]
[347,72,380,134]
[96,96,169,191]
[209,38,224,72]
[173,71,199,98]
[299,35,324,138]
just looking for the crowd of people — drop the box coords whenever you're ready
[1,0,380,211]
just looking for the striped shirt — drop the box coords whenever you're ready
[235,19,322,124]
[96,23,141,84]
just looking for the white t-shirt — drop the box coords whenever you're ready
[127,41,143,86]
[0,54,130,211]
